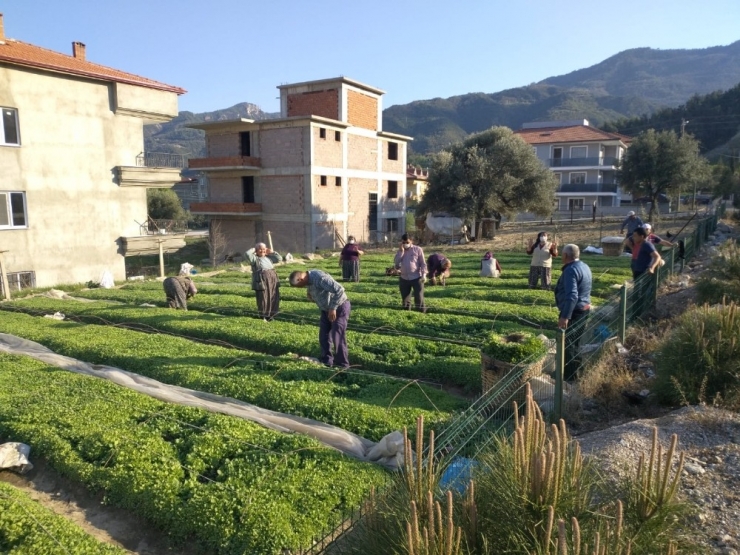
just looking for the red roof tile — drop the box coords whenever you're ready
[515,125,631,145]
[0,39,185,94]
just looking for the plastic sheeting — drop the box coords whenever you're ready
[425,213,464,236]
[0,442,33,474]
[0,333,406,470]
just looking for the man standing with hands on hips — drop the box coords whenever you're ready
[554,244,592,381]
[394,233,427,313]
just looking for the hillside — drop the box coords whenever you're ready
[144,41,740,158]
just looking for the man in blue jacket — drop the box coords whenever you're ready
[554,244,592,380]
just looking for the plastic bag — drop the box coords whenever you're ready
[99,270,115,288]
[179,262,194,276]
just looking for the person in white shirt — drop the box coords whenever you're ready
[526,232,558,290]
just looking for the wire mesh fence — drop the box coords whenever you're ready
[298,203,725,555]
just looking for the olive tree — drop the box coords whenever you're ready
[418,127,558,237]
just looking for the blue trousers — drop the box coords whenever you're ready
[319,300,351,368]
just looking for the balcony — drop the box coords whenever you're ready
[190,202,263,216]
[549,156,618,168]
[557,183,619,194]
[188,156,261,171]
[136,151,185,168]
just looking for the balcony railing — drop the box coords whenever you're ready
[136,151,185,168]
[190,202,263,215]
[139,218,189,236]
[188,156,261,170]
[549,156,618,168]
[557,183,619,193]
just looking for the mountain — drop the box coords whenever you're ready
[384,41,740,154]
[144,41,740,159]
[144,103,277,159]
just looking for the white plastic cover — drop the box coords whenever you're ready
[179,263,194,276]
[99,270,115,289]
[0,333,406,470]
[425,213,464,236]
[0,442,33,474]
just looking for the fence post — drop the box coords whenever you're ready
[554,328,565,421]
[670,246,675,276]
[619,284,628,341]
[653,265,660,305]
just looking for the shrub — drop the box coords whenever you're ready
[696,240,740,304]
[655,301,740,408]
[481,332,547,364]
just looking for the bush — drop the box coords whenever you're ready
[481,332,547,364]
[696,240,740,304]
[655,301,740,408]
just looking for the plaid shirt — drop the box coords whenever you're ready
[307,270,348,312]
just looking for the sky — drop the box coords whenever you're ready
[2,0,740,115]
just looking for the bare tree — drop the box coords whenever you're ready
[207,220,228,267]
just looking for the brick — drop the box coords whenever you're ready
[347,90,378,130]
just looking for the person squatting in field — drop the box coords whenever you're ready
[339,236,364,282]
[480,251,502,277]
[426,253,451,286]
[526,231,558,290]
[245,242,282,321]
[163,275,197,309]
[289,269,351,369]
[394,233,427,312]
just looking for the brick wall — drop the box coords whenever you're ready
[313,221,335,250]
[347,90,378,130]
[313,174,344,214]
[347,134,378,171]
[261,220,308,254]
[209,176,242,203]
[380,180,405,212]
[260,175,305,214]
[211,218,256,256]
[381,140,406,174]
[287,89,339,119]
[347,177,376,242]
[313,126,343,168]
[207,133,239,157]
[260,127,306,168]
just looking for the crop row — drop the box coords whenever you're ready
[7,298,483,388]
[0,310,464,439]
[0,352,387,554]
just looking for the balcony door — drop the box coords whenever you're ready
[552,147,562,167]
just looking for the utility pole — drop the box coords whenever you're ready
[680,118,689,137]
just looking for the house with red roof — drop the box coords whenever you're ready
[514,120,631,213]
[0,14,185,293]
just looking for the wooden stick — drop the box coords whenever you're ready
[267,230,273,251]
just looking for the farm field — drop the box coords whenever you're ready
[0,249,633,554]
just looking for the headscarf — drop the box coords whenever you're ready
[483,251,492,261]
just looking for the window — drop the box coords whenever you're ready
[319,127,326,139]
[1,108,20,146]
[335,130,341,141]
[551,147,563,166]
[388,142,398,160]
[385,218,398,232]
[320,175,327,186]
[0,270,35,297]
[0,191,27,229]
[241,177,255,203]
[368,193,378,231]
[335,176,341,187]
[568,198,585,211]
[387,180,398,199]
[240,132,251,156]
[569,172,586,185]
[570,145,588,159]
[553,173,562,184]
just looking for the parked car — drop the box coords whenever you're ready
[632,194,670,204]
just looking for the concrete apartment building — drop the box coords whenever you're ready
[188,77,411,254]
[0,14,185,292]
[515,120,631,212]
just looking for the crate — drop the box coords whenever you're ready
[481,352,546,393]
[601,236,626,257]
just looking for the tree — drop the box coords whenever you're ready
[618,129,709,220]
[147,188,187,221]
[418,127,558,237]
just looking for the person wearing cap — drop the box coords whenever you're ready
[289,269,351,368]
[643,223,674,247]
[480,251,502,277]
[554,244,592,381]
[393,233,427,312]
[619,211,644,252]
[426,253,451,286]
[339,236,364,282]
[526,231,558,290]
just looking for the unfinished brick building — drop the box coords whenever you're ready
[188,77,411,255]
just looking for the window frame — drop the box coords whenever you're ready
[569,172,587,185]
[0,107,21,147]
[569,145,588,159]
[0,191,29,229]
[568,198,585,211]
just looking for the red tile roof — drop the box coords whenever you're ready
[0,39,185,94]
[515,125,630,145]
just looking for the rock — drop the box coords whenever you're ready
[303,253,323,260]
[685,462,706,475]
[721,548,737,555]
